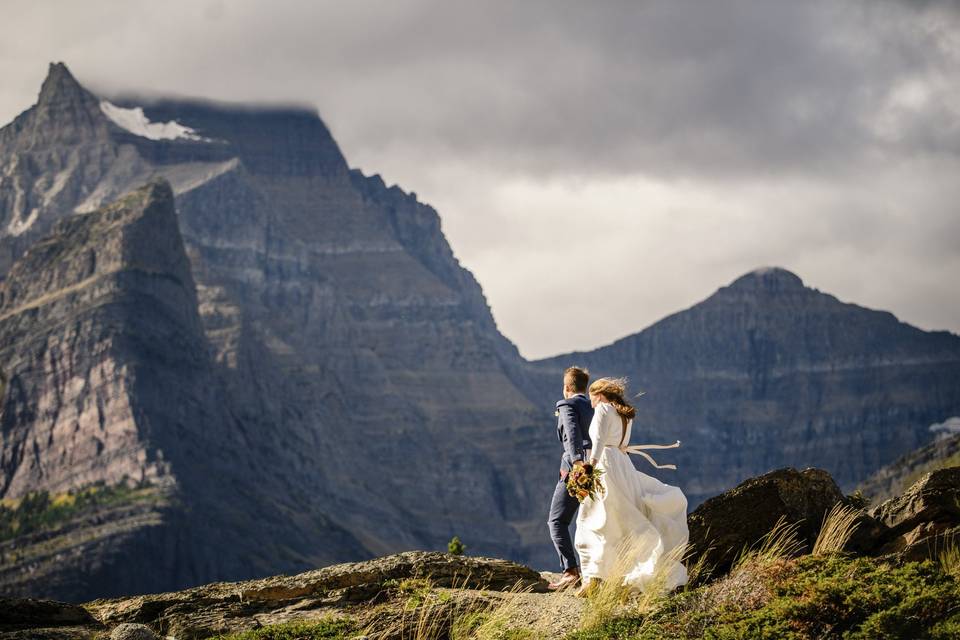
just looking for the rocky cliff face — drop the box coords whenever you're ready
[531,267,960,505]
[0,180,198,497]
[0,181,373,600]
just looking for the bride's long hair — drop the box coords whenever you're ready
[589,377,637,420]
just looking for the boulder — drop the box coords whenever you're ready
[869,467,960,535]
[686,467,850,579]
[110,623,159,640]
[868,467,960,558]
[894,524,960,563]
[0,597,98,628]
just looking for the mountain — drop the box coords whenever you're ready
[1,64,548,599]
[531,267,960,505]
[2,63,959,601]
[857,432,960,503]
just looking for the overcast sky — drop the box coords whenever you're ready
[3,0,958,358]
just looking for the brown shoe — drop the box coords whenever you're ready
[547,569,581,591]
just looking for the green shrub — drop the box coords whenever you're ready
[0,482,157,541]
[212,618,354,639]
[448,535,466,556]
[567,554,960,639]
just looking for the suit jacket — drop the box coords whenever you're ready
[556,393,595,473]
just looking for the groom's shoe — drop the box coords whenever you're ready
[547,568,581,591]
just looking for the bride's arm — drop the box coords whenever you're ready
[587,403,609,466]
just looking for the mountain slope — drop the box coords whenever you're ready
[857,432,960,503]
[0,181,221,598]
[532,267,960,504]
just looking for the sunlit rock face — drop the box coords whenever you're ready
[531,267,960,505]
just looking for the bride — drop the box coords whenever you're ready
[575,377,689,594]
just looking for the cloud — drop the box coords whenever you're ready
[1,0,958,358]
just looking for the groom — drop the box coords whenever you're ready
[547,366,594,591]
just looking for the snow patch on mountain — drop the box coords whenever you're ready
[930,416,960,437]
[100,101,210,142]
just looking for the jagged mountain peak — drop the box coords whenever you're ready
[724,266,805,295]
[0,61,108,153]
[37,62,94,108]
[0,178,192,320]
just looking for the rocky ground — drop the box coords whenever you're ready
[2,464,958,639]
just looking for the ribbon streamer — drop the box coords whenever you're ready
[618,440,681,470]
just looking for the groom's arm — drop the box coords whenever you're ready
[558,403,585,465]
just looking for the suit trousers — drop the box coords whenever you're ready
[548,477,580,572]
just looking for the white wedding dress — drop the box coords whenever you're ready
[575,401,689,591]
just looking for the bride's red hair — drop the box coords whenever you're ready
[589,377,637,420]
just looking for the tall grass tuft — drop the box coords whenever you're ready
[936,537,960,579]
[364,577,458,640]
[457,583,528,640]
[733,516,804,570]
[683,542,715,589]
[579,538,687,631]
[813,503,862,555]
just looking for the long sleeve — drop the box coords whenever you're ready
[588,402,611,455]
[558,402,584,463]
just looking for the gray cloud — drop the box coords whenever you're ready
[1,0,958,357]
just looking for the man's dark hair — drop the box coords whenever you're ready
[563,366,590,393]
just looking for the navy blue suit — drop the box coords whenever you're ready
[548,393,594,571]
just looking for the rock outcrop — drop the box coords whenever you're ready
[868,467,960,560]
[0,597,97,627]
[686,467,848,576]
[687,465,960,583]
[81,552,544,639]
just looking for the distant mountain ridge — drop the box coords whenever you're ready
[1,63,959,601]
[857,432,960,503]
[531,267,960,503]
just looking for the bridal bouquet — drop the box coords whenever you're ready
[566,463,605,502]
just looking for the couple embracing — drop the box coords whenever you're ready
[547,367,689,595]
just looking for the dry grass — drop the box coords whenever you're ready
[683,542,715,588]
[579,539,687,631]
[458,586,530,640]
[363,575,563,640]
[732,516,804,570]
[813,503,862,555]
[936,537,960,579]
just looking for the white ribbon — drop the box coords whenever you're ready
[617,440,681,470]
